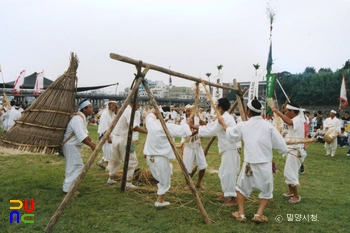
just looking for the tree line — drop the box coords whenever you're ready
[226,60,350,106]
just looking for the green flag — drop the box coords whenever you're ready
[266,73,276,116]
[266,41,273,75]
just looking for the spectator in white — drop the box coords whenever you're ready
[62,99,96,194]
[323,110,341,157]
[96,100,119,169]
[106,101,147,187]
[2,103,21,133]
[315,125,325,143]
[144,110,192,207]
[219,98,288,223]
[311,113,317,132]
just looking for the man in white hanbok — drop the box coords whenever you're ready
[194,98,240,207]
[219,98,288,223]
[323,110,341,157]
[106,102,147,187]
[96,101,119,169]
[272,102,306,204]
[181,105,207,190]
[2,103,21,133]
[144,111,192,207]
[62,100,96,194]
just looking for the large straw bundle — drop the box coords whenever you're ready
[0,53,79,154]
[1,92,11,109]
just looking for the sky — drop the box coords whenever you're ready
[1,0,350,95]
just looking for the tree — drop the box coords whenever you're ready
[303,67,316,74]
[217,64,223,75]
[253,63,260,76]
[318,68,333,73]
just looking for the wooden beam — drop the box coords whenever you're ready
[110,53,239,93]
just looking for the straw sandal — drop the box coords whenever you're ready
[252,214,268,223]
[282,193,294,197]
[288,195,301,204]
[232,212,247,222]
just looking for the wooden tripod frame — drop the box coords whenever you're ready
[45,53,248,232]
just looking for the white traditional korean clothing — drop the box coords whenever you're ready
[198,111,240,198]
[62,111,88,192]
[226,116,288,199]
[144,113,191,195]
[97,108,115,162]
[107,105,139,183]
[323,116,341,156]
[181,117,207,174]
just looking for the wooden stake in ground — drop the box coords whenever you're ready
[120,62,149,192]
[142,79,211,224]
[44,75,145,233]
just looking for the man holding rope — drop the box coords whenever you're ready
[144,109,192,207]
[192,98,240,207]
[106,101,147,187]
[272,102,306,204]
[181,104,207,190]
[219,98,288,222]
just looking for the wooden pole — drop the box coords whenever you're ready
[190,87,247,177]
[110,53,241,93]
[120,63,144,192]
[233,79,247,121]
[142,80,211,224]
[44,73,145,233]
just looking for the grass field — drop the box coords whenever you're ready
[1,125,350,233]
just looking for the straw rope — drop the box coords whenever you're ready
[266,97,282,134]
[24,109,72,115]
[200,79,221,117]
[189,82,200,118]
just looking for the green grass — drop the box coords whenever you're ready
[1,125,350,233]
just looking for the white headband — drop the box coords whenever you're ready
[247,100,262,113]
[108,101,118,104]
[330,110,337,114]
[286,104,301,111]
[79,100,91,110]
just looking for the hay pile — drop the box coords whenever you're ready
[0,53,79,154]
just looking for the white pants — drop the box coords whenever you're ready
[183,141,208,173]
[284,151,302,186]
[236,162,273,199]
[107,135,138,182]
[63,144,84,192]
[147,155,172,196]
[101,140,113,162]
[219,149,240,197]
[324,138,337,156]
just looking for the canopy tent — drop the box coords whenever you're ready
[3,72,117,92]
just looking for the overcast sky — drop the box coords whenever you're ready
[1,0,349,94]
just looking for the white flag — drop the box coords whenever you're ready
[34,70,44,95]
[339,74,348,110]
[248,75,260,103]
[12,69,26,94]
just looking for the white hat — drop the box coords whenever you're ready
[330,110,337,114]
[185,104,194,109]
